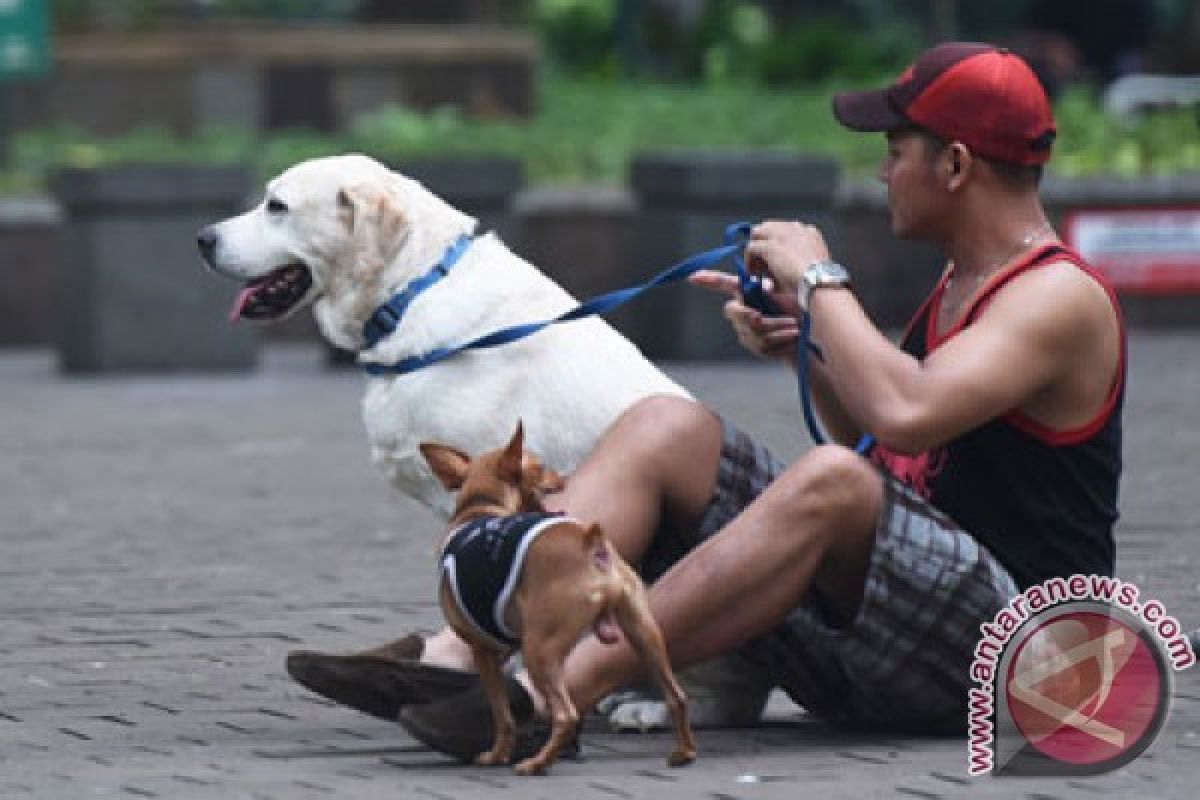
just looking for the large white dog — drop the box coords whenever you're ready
[197,153,769,730]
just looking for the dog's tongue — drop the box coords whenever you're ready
[228,286,259,323]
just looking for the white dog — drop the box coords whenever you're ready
[197,153,769,730]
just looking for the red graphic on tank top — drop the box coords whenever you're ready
[872,446,948,499]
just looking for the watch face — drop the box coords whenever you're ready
[808,262,848,286]
[802,262,849,310]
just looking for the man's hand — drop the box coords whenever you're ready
[745,220,832,297]
[688,270,800,361]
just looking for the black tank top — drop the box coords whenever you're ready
[871,244,1125,589]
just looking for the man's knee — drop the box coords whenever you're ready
[768,446,883,616]
[614,394,705,433]
[769,445,882,539]
[609,395,719,462]
[605,395,723,513]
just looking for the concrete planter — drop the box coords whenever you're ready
[835,180,942,330]
[51,164,257,372]
[1042,174,1200,326]
[630,151,840,360]
[395,156,524,241]
[823,174,1200,331]
[0,198,61,347]
[6,27,536,136]
[515,185,639,340]
[19,160,1199,368]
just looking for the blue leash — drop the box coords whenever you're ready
[363,223,752,377]
[730,231,875,456]
[364,222,874,455]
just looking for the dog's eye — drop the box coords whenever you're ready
[266,198,288,214]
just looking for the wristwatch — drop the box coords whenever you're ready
[799,260,852,312]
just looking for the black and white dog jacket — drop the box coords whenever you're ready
[440,512,573,648]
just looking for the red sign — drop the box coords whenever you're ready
[1063,208,1200,294]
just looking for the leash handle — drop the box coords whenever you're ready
[725,224,872,453]
[725,222,779,316]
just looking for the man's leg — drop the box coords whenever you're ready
[399,429,886,758]
[562,442,883,714]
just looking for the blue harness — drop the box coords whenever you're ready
[440,513,570,649]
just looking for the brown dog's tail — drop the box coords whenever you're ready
[584,524,610,572]
[585,524,622,645]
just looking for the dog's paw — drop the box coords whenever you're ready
[604,696,672,732]
[598,653,774,731]
[668,746,697,768]
[603,690,774,731]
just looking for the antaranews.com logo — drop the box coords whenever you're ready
[967,574,1195,776]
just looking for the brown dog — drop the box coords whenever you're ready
[419,422,697,775]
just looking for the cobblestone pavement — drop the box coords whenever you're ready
[2,335,1198,799]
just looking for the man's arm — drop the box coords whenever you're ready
[745,220,1118,455]
[808,262,1110,454]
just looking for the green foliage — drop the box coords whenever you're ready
[1052,88,1200,177]
[529,1,916,86]
[660,0,771,84]
[2,79,1196,195]
[759,14,918,85]
[531,0,618,76]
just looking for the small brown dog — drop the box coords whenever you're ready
[419,422,697,775]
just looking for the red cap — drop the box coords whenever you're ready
[833,42,1056,166]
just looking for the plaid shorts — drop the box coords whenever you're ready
[643,417,1019,733]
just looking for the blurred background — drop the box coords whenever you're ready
[6,0,1199,182]
[1,0,1198,367]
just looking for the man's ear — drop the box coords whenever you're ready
[945,142,973,190]
[337,183,408,264]
[419,442,471,491]
[500,420,524,482]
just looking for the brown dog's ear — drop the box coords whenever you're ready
[419,442,471,491]
[337,183,408,266]
[537,464,565,494]
[519,454,565,498]
[499,421,524,483]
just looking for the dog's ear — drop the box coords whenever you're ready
[536,463,565,494]
[519,453,565,498]
[499,421,524,483]
[419,442,471,491]
[337,183,408,265]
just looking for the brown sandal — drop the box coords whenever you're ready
[286,633,479,720]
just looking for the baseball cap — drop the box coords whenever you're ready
[833,42,1056,166]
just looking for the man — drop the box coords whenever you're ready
[301,42,1126,758]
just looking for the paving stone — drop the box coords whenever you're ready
[1,338,1197,798]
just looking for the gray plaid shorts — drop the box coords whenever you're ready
[643,417,1019,733]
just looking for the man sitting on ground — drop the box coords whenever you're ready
[299,43,1126,757]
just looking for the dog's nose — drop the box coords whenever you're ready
[196,226,218,262]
